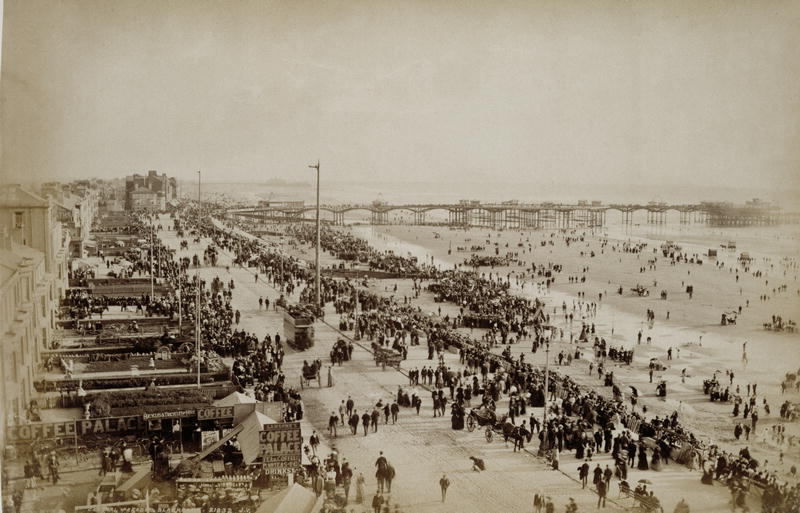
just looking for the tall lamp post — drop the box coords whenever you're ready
[308,160,321,314]
[538,327,552,457]
[196,170,202,388]
[149,216,154,300]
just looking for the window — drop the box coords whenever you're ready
[14,211,24,229]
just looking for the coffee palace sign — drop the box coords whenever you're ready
[7,406,236,442]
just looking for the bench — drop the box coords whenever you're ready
[633,494,663,512]
[618,484,664,513]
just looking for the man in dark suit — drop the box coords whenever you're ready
[627,441,637,467]
[596,479,607,508]
[578,460,590,488]
[362,412,371,436]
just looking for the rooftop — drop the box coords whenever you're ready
[0,243,43,287]
[0,249,24,288]
[0,184,50,209]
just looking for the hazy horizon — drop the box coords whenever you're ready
[2,0,800,197]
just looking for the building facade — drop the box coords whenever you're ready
[42,182,99,258]
[124,170,177,211]
[0,185,69,426]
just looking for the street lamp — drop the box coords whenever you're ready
[538,326,552,458]
[308,160,321,315]
[149,216,155,300]
[196,170,202,389]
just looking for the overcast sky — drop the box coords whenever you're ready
[1,0,798,192]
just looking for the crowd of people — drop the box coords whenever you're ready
[198,207,800,512]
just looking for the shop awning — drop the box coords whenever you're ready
[253,483,321,513]
[238,411,277,466]
[213,391,257,407]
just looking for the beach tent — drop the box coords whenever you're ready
[237,411,278,465]
[214,391,257,407]
[254,483,321,513]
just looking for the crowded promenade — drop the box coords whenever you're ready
[205,205,800,513]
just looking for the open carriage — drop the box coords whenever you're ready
[466,405,513,443]
[300,360,321,389]
[373,345,403,369]
[721,311,737,326]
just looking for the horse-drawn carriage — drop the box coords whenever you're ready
[373,345,403,370]
[631,285,649,297]
[465,405,513,443]
[721,311,737,326]
[300,360,321,389]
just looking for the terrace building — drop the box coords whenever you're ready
[0,185,69,427]
[42,182,99,258]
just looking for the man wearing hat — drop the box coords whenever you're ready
[341,460,353,504]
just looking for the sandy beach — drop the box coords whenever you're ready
[261,220,800,474]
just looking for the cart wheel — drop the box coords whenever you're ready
[466,416,476,432]
[485,427,493,443]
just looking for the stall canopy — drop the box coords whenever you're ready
[254,483,321,513]
[238,411,277,465]
[214,391,257,407]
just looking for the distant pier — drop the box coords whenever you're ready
[226,199,799,230]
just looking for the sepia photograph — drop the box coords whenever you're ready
[0,1,799,512]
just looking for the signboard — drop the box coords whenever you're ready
[7,407,241,443]
[77,416,145,435]
[263,467,296,475]
[259,422,301,472]
[201,430,220,450]
[7,421,76,441]
[142,409,196,420]
[8,416,145,441]
[197,406,235,420]
[153,502,257,512]
[176,477,252,493]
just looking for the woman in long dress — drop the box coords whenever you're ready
[651,448,662,471]
[355,472,366,504]
[637,446,649,471]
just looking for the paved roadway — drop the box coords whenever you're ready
[159,216,738,513]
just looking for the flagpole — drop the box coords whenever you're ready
[177,287,182,330]
[196,170,201,389]
[308,160,320,314]
[150,217,154,299]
